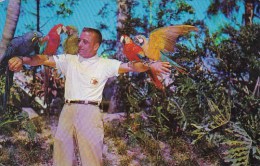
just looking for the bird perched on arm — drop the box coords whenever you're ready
[0,31,43,111]
[63,25,79,55]
[134,25,198,74]
[120,34,146,62]
[39,24,66,107]
[39,24,66,55]
[120,34,164,90]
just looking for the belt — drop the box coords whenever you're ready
[65,100,100,106]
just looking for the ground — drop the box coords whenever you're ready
[0,111,222,166]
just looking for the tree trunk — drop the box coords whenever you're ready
[0,0,21,62]
[244,0,254,25]
[117,0,129,37]
[36,0,40,31]
[116,0,130,61]
[107,0,130,113]
[33,0,40,83]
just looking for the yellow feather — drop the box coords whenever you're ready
[63,26,79,55]
[143,25,198,60]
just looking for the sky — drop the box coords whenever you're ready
[0,0,117,54]
[0,0,259,55]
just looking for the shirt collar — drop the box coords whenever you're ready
[78,54,99,62]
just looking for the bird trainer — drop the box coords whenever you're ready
[8,27,171,166]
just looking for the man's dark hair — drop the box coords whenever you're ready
[82,27,102,45]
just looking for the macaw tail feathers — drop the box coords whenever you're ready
[3,67,14,111]
[147,69,164,90]
[43,66,50,106]
[160,52,188,75]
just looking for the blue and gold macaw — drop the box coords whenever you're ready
[134,25,198,74]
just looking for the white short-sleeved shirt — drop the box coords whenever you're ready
[53,54,121,102]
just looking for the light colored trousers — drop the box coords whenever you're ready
[53,104,104,166]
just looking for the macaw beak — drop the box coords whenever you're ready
[65,26,72,35]
[31,32,40,43]
[56,25,67,35]
[120,36,126,44]
[134,36,143,46]
[61,26,67,34]
[32,36,37,43]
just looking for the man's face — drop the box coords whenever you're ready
[78,31,99,58]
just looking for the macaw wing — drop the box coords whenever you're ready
[147,25,198,60]
[5,36,24,56]
[12,36,37,56]
[44,34,61,55]
[0,36,26,69]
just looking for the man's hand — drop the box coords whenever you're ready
[8,57,23,72]
[150,61,171,74]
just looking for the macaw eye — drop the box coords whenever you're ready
[32,32,38,42]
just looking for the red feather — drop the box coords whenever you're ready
[123,42,143,61]
[42,24,63,55]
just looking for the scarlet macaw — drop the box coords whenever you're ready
[40,24,66,55]
[39,24,66,106]
[120,35,164,90]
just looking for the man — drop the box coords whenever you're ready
[9,27,171,166]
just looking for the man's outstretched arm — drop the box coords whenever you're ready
[118,61,171,74]
[8,55,56,71]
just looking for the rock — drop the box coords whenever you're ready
[22,107,39,119]
[102,112,126,123]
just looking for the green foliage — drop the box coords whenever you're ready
[239,111,260,162]
[22,118,37,141]
[207,0,241,17]
[123,75,187,138]
[56,0,79,17]
[1,0,259,164]
[113,74,132,113]
[0,116,52,165]
[0,74,38,142]
[0,109,27,129]
[24,68,65,112]
[191,96,231,144]
[221,122,252,166]
[218,24,260,81]
[118,23,260,165]
[0,74,26,115]
[156,0,195,27]
[176,0,195,15]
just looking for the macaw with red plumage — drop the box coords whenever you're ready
[120,34,145,61]
[39,24,66,106]
[120,35,164,90]
[40,24,66,55]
